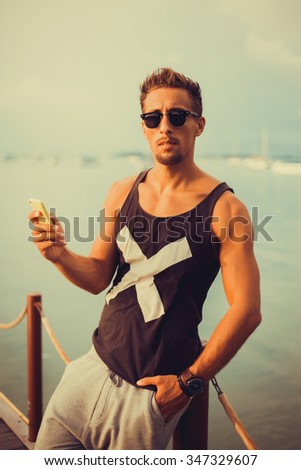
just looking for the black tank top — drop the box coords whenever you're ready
[93,170,233,386]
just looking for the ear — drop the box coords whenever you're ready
[195,116,206,137]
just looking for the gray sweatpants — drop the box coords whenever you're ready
[35,346,189,450]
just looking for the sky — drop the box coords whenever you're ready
[0,0,300,158]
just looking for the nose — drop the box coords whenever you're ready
[159,113,173,133]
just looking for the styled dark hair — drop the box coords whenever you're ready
[140,67,203,115]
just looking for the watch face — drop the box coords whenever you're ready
[186,378,206,396]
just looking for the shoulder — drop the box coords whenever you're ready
[214,188,250,219]
[104,174,139,213]
[212,190,253,243]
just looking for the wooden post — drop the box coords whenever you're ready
[27,293,43,442]
[173,383,209,449]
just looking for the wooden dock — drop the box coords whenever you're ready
[0,393,34,450]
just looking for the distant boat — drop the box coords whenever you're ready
[243,128,270,170]
[271,160,301,175]
[32,153,43,162]
[114,151,153,167]
[226,156,243,166]
[46,156,60,166]
[243,155,270,170]
[81,155,99,167]
[3,154,17,163]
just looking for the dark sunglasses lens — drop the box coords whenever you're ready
[144,113,161,128]
[169,111,187,127]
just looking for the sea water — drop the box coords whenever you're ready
[0,154,300,450]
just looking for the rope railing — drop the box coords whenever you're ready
[0,301,70,365]
[35,302,71,365]
[0,307,27,330]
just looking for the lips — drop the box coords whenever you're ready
[158,139,178,146]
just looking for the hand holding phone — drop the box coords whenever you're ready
[29,198,53,226]
[28,198,66,261]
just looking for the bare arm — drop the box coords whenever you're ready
[29,176,136,295]
[189,192,261,378]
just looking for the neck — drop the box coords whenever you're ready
[150,160,202,192]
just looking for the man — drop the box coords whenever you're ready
[30,68,261,450]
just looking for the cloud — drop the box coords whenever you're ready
[0,75,95,115]
[246,31,301,71]
[217,0,301,71]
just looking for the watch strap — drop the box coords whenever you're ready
[180,367,194,383]
[177,374,191,397]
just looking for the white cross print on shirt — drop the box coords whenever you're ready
[105,225,192,322]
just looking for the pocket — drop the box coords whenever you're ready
[148,392,166,426]
[149,392,191,427]
[89,371,114,424]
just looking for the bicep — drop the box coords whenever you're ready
[88,176,136,284]
[220,238,260,312]
[89,235,118,286]
[213,196,260,311]
[89,205,119,284]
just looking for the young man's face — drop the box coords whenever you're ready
[141,87,205,166]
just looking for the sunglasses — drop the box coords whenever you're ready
[140,109,200,129]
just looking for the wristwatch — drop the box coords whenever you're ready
[177,368,206,398]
